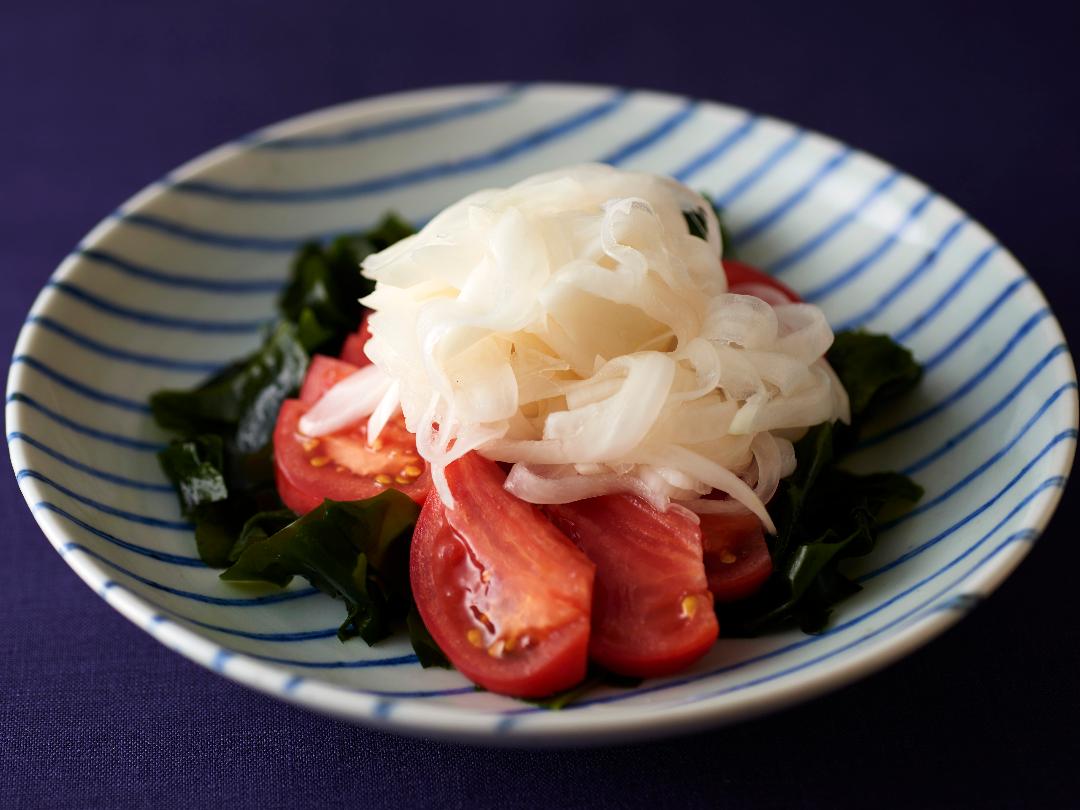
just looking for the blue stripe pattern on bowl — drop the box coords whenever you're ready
[7,83,1076,745]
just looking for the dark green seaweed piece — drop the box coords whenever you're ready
[221,491,421,644]
[150,321,309,454]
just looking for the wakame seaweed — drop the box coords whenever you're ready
[221,491,421,644]
[279,215,414,356]
[683,194,736,258]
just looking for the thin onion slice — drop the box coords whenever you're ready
[298,364,391,437]
[504,463,670,512]
[366,379,400,447]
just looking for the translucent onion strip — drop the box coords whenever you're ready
[298,364,391,437]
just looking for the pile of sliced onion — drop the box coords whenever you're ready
[298,164,850,534]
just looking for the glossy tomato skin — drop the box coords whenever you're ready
[723,259,801,303]
[339,317,373,367]
[545,495,719,678]
[699,512,773,603]
[273,434,323,514]
[410,453,595,698]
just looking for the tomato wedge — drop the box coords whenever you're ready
[410,453,595,698]
[545,496,719,678]
[723,259,801,303]
[273,354,430,514]
[339,317,373,367]
[699,512,773,603]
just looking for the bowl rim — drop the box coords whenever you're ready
[8,81,1077,746]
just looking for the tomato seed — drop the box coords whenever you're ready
[681,595,699,618]
[719,551,737,564]
[309,456,330,467]
[374,474,392,485]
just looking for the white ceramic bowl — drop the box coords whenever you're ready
[8,83,1076,745]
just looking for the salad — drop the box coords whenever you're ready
[151,165,923,702]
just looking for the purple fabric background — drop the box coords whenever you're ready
[2,1,1077,807]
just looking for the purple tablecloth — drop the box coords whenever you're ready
[3,2,1077,807]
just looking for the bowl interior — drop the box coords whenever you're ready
[8,83,1076,744]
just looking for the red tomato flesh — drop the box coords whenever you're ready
[699,512,773,603]
[274,400,431,513]
[339,317,373,367]
[545,496,719,678]
[410,452,595,698]
[723,259,801,303]
[274,354,430,514]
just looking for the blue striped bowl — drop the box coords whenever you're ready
[9,83,1076,745]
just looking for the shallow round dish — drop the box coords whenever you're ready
[8,82,1077,746]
